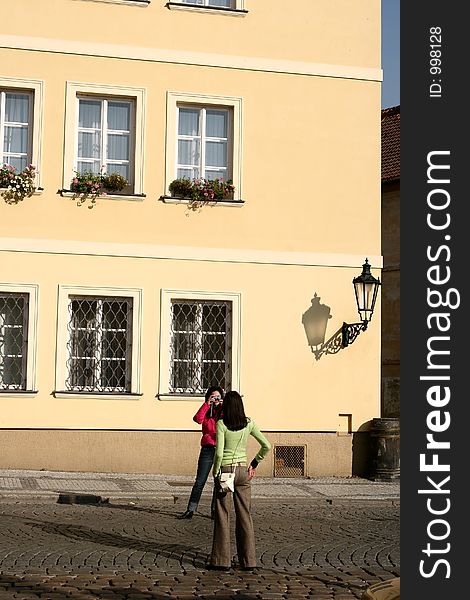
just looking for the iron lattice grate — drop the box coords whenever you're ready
[170,300,232,394]
[274,445,306,478]
[0,292,29,390]
[65,296,133,393]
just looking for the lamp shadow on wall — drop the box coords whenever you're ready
[301,293,333,351]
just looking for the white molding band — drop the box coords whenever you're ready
[0,238,383,269]
[0,35,383,82]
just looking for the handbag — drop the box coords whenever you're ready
[216,429,244,492]
[218,470,236,492]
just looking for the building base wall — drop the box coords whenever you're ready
[0,430,368,477]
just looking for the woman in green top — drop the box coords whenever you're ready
[210,390,271,571]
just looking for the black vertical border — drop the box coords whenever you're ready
[401,2,468,597]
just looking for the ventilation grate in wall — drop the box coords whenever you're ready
[274,445,306,478]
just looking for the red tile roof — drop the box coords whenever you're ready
[381,105,400,182]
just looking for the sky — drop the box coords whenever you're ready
[381,0,400,108]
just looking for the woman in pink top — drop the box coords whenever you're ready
[178,385,224,519]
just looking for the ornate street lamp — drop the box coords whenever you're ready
[304,259,381,360]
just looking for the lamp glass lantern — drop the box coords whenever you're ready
[353,258,381,325]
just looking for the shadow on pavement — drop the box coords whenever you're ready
[26,520,209,569]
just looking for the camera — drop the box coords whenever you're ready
[211,396,221,402]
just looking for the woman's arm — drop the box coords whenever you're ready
[249,421,272,468]
[212,420,226,476]
[193,401,210,424]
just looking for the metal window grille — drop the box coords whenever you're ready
[0,292,29,390]
[65,296,133,393]
[169,299,232,394]
[274,445,306,478]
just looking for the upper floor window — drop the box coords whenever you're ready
[177,105,231,181]
[76,96,134,193]
[64,82,146,197]
[165,92,242,200]
[0,90,33,172]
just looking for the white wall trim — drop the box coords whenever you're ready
[0,35,382,82]
[0,238,383,269]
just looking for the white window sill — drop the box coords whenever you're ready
[157,393,205,401]
[166,2,247,17]
[0,390,38,398]
[160,195,245,207]
[59,190,146,202]
[78,0,150,6]
[54,391,143,400]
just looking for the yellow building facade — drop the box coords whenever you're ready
[0,0,382,476]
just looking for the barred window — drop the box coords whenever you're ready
[170,300,232,393]
[66,296,133,393]
[0,292,29,390]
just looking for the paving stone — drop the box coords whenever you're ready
[0,498,399,599]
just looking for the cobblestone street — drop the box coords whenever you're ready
[0,493,399,599]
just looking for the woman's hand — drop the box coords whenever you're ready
[247,465,256,481]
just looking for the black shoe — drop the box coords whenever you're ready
[241,566,257,572]
[208,564,230,571]
[177,510,194,519]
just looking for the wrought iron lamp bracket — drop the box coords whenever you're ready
[313,321,367,360]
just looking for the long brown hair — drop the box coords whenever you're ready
[222,391,248,431]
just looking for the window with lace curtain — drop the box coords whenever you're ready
[75,96,134,194]
[0,90,33,171]
[176,104,232,182]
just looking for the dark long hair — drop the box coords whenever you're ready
[204,385,224,402]
[222,391,248,431]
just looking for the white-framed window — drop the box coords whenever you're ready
[166,92,242,199]
[0,284,39,393]
[0,77,44,185]
[177,105,231,181]
[159,290,241,398]
[0,90,33,172]
[76,96,134,190]
[64,82,146,196]
[56,286,142,396]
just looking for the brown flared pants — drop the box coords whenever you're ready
[210,464,256,568]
